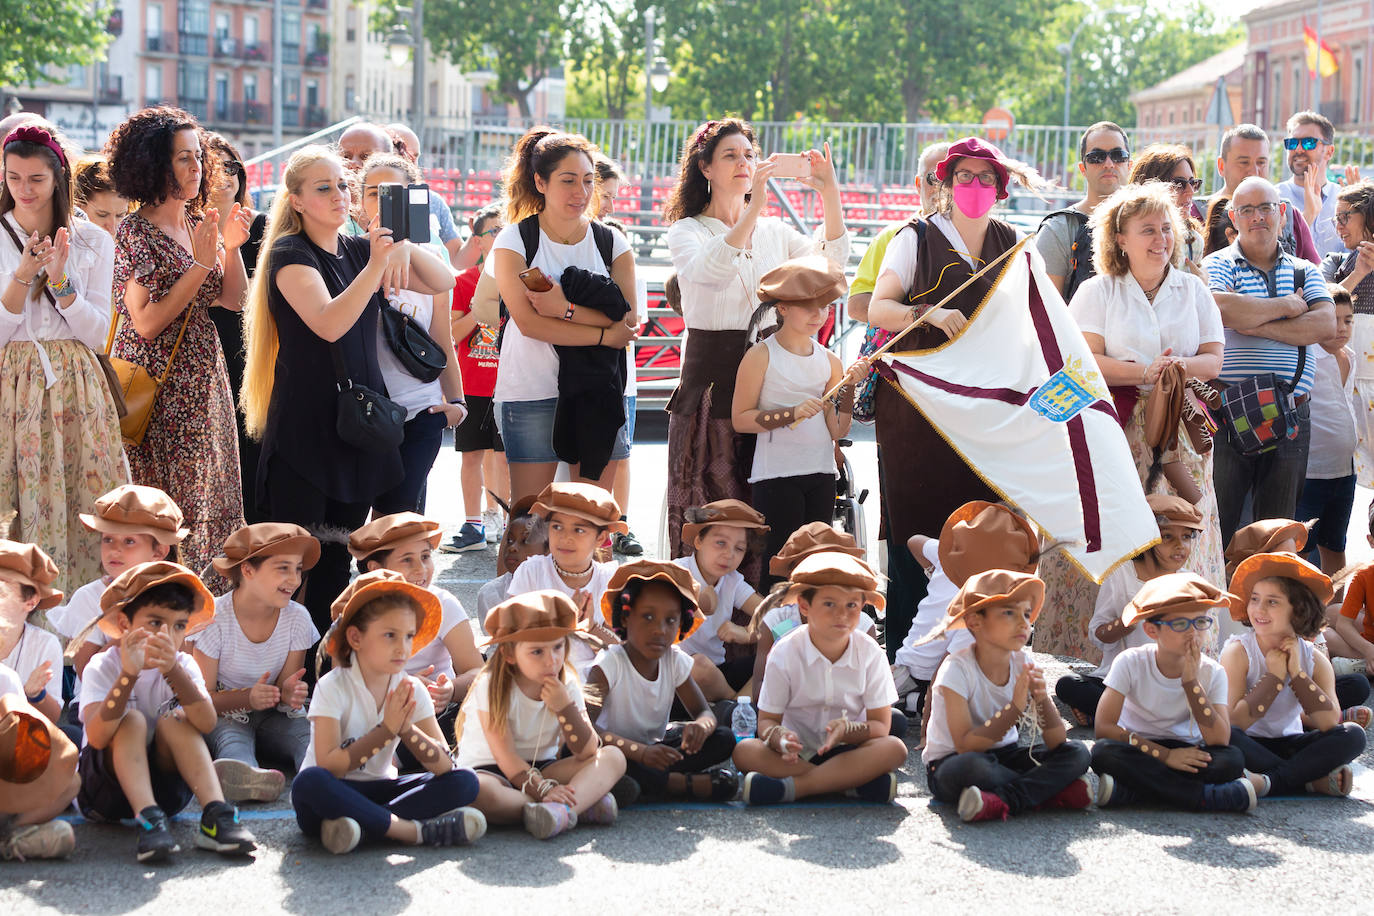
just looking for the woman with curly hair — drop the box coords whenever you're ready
[105,106,253,583]
[0,122,128,604]
[662,119,848,573]
[1129,144,1207,267]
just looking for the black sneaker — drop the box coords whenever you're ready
[611,775,642,808]
[135,806,180,863]
[419,806,487,846]
[195,800,257,855]
[612,531,644,556]
[1200,777,1258,813]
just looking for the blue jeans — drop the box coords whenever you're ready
[373,409,446,515]
[209,709,311,771]
[292,767,480,841]
[497,397,633,465]
[1296,473,1356,555]
[1228,724,1366,795]
[1213,401,1310,545]
[926,741,1091,815]
[1091,739,1244,809]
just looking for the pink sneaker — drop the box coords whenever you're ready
[957,786,1010,822]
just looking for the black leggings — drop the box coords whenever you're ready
[751,472,835,591]
[261,457,370,683]
[1228,724,1366,795]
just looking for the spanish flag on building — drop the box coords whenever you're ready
[1305,24,1338,77]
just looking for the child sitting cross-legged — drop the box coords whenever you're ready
[1222,552,1366,798]
[733,552,907,805]
[1090,572,1261,813]
[78,562,257,862]
[586,560,737,804]
[921,570,1091,822]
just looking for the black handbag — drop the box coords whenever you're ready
[380,298,446,382]
[330,343,405,453]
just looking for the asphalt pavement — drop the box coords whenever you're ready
[5,421,1373,914]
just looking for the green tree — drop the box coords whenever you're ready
[382,0,569,119]
[565,0,653,120]
[0,0,111,87]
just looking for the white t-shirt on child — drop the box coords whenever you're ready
[508,555,618,677]
[922,645,1030,764]
[592,643,693,745]
[757,625,896,757]
[454,671,588,770]
[190,592,318,689]
[2,623,63,692]
[475,573,514,634]
[79,647,208,747]
[1086,564,1156,678]
[405,587,471,682]
[893,539,970,681]
[674,555,757,665]
[302,665,435,781]
[48,577,109,639]
[1105,644,1228,743]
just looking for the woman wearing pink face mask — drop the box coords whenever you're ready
[865,138,1050,656]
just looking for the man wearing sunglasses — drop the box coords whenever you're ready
[1036,121,1132,301]
[1205,124,1318,263]
[1203,177,1336,543]
[1278,110,1340,257]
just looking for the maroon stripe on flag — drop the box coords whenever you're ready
[1025,252,1065,373]
[888,360,1031,405]
[1065,413,1103,552]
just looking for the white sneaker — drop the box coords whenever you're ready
[1331,656,1368,677]
[483,509,503,543]
[0,820,75,861]
[214,758,286,803]
[321,817,362,854]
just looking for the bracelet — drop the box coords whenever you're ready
[597,327,605,346]
[27,688,46,704]
[47,273,75,297]
[448,397,466,406]
[12,274,33,287]
[193,259,215,273]
[563,303,576,321]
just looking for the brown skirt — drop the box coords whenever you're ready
[873,374,997,546]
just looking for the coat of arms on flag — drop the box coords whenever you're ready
[881,241,1158,582]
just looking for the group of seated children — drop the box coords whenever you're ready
[4,477,1373,863]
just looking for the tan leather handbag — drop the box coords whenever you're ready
[103,305,192,447]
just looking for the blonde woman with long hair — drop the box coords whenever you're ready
[241,145,453,648]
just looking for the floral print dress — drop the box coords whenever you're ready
[112,211,244,583]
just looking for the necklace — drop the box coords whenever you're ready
[540,218,586,246]
[553,557,594,580]
[1140,273,1166,303]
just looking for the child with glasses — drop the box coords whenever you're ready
[1090,572,1263,813]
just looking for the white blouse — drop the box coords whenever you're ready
[0,214,115,387]
[665,215,849,332]
[1069,268,1224,373]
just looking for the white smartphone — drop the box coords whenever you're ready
[770,152,812,179]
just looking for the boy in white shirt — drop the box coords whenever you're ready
[733,552,906,805]
[78,562,257,862]
[1091,572,1261,812]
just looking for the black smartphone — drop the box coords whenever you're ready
[377,182,432,244]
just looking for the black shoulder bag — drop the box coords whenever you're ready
[380,296,446,383]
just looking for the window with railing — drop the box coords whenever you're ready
[178,0,209,55]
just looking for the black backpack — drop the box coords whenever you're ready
[1038,208,1096,302]
[496,216,617,349]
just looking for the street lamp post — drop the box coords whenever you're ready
[386,2,425,143]
[1058,5,1138,187]
[638,7,669,250]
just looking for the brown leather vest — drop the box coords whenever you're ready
[897,218,1020,352]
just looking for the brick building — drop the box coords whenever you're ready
[1131,43,1245,133]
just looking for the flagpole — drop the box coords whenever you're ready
[803,237,1030,420]
[1316,0,1324,110]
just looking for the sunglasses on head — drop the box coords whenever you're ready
[1083,147,1130,165]
[1283,137,1322,151]
[1168,177,1203,192]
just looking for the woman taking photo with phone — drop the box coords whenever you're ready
[491,126,639,502]
[357,152,467,515]
[240,145,453,646]
[662,119,849,568]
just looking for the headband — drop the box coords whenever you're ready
[3,126,67,171]
[692,121,719,152]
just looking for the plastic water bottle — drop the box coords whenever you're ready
[731,696,756,742]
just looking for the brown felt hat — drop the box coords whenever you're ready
[768,522,863,577]
[78,484,189,546]
[212,523,321,573]
[757,255,848,309]
[531,483,627,534]
[0,694,78,818]
[937,501,1040,588]
[1224,519,1311,580]
[681,499,770,547]
[945,569,1045,628]
[97,561,215,638]
[481,590,583,648]
[601,560,708,642]
[1122,571,1233,628]
[327,569,442,662]
[1147,493,1205,531]
[1227,552,1334,623]
[347,512,443,560]
[781,551,886,611]
[0,539,63,611]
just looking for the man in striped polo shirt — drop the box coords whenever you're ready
[1203,176,1335,544]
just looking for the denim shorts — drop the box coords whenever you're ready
[497,397,633,465]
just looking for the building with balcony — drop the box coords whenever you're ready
[4,0,332,157]
[1239,0,1373,131]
